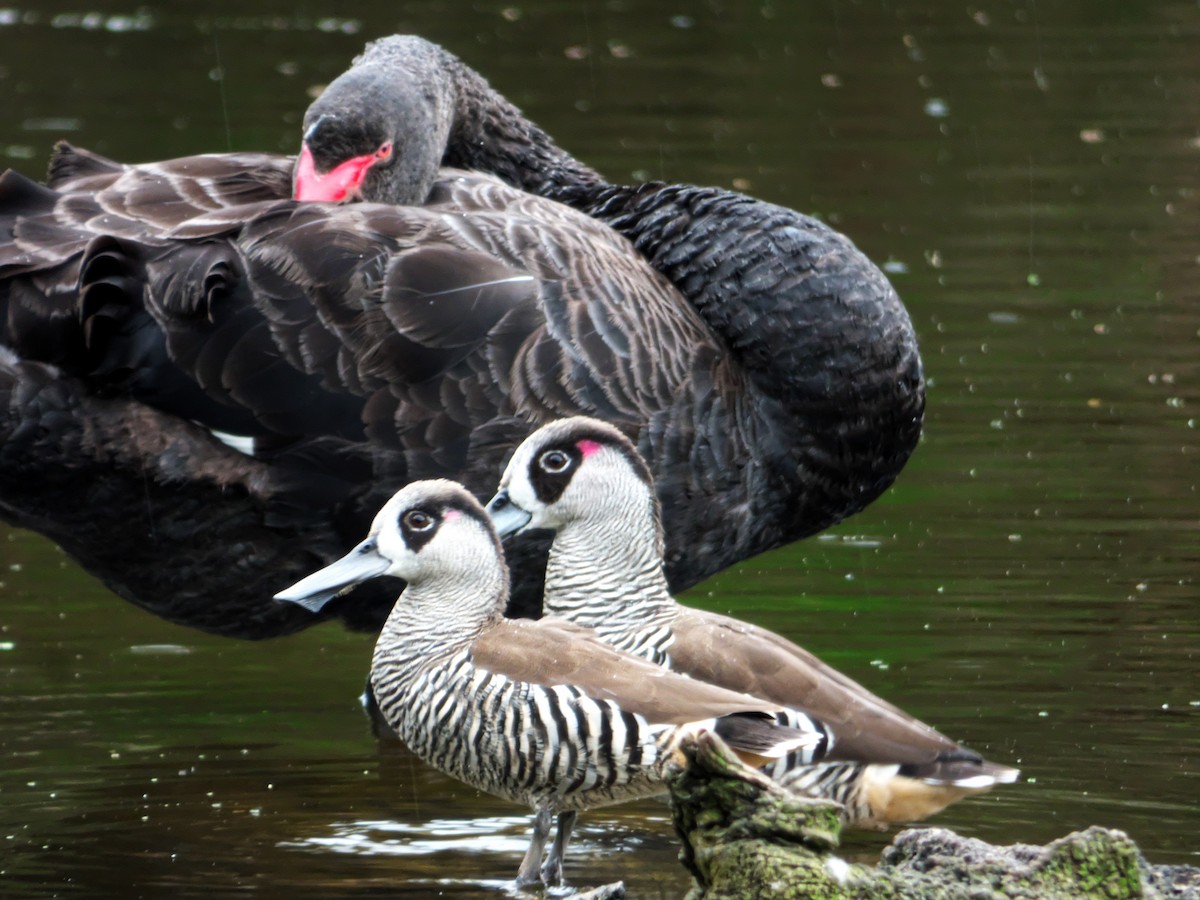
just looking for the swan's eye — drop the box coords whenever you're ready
[402,509,435,532]
[538,450,572,474]
[375,141,393,162]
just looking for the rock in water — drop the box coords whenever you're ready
[667,731,1200,900]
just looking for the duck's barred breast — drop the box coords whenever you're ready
[371,649,671,811]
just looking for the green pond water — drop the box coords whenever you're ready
[1,1,1197,896]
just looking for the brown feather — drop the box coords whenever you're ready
[667,608,964,767]
[470,617,791,726]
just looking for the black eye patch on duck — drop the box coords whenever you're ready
[400,499,495,552]
[399,506,442,552]
[528,443,584,505]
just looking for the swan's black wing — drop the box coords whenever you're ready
[0,160,731,634]
[0,351,396,637]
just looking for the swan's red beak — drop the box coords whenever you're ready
[293,145,374,202]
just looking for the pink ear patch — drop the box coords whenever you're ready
[577,439,602,458]
[443,509,462,521]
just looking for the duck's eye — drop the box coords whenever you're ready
[402,509,435,532]
[538,450,572,474]
[375,141,393,161]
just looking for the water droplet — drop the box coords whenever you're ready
[924,98,949,118]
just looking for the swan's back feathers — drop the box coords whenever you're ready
[3,161,719,443]
[46,142,124,187]
[0,157,761,627]
[49,142,294,224]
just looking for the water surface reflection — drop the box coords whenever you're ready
[2,0,1198,895]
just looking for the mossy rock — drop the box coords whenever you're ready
[666,733,1199,900]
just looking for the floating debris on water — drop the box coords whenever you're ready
[128,644,193,655]
[21,117,82,132]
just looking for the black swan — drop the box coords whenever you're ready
[0,36,923,638]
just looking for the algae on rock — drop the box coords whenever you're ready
[666,732,1199,900]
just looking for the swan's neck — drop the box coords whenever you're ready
[432,41,924,494]
[441,54,604,197]
[437,40,924,562]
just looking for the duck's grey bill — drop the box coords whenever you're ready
[485,490,533,538]
[274,538,390,613]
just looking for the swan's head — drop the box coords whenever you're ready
[486,417,657,538]
[294,36,456,206]
[276,479,503,613]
